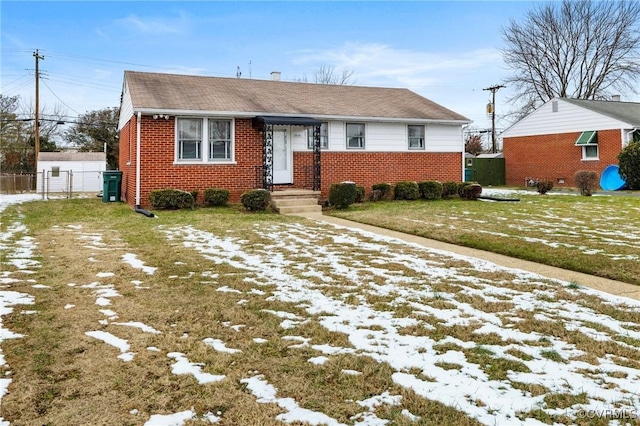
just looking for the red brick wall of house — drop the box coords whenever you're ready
[119,115,462,207]
[294,151,462,199]
[503,129,622,187]
[119,117,264,208]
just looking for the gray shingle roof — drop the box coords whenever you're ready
[39,152,106,162]
[124,71,469,122]
[561,98,640,126]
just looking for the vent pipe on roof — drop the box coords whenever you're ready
[611,95,621,102]
[271,71,281,81]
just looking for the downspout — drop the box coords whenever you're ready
[461,124,470,181]
[625,127,639,147]
[136,111,141,206]
[134,111,154,217]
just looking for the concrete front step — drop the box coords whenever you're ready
[276,204,323,215]
[272,198,320,207]
[270,190,322,215]
[271,189,321,199]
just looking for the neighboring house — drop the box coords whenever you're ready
[501,97,640,187]
[36,152,107,194]
[117,70,470,208]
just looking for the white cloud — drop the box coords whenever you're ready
[116,12,190,35]
[291,42,503,89]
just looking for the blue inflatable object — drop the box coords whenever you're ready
[600,165,627,191]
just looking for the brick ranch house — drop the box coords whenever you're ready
[117,70,471,208]
[501,97,640,188]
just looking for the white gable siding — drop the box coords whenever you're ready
[292,121,462,152]
[118,81,134,131]
[501,99,627,138]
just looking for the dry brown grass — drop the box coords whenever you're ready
[1,198,639,425]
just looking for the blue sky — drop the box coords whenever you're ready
[1,1,579,132]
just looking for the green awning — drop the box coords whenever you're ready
[575,131,597,145]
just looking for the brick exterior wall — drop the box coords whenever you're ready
[503,129,622,187]
[119,115,463,207]
[294,151,462,199]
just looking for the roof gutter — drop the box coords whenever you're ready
[132,108,471,125]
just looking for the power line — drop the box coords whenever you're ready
[40,79,83,116]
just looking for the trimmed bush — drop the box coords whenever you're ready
[418,181,443,200]
[618,141,640,189]
[190,190,199,204]
[457,181,475,198]
[371,183,392,200]
[536,179,554,194]
[460,183,483,200]
[329,182,357,209]
[149,189,195,210]
[574,171,599,196]
[442,181,459,198]
[203,188,230,206]
[240,189,270,211]
[394,181,420,200]
[355,185,365,203]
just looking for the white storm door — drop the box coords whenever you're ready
[272,128,292,184]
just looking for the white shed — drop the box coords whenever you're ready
[36,152,107,194]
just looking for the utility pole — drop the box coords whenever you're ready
[33,49,44,170]
[483,84,505,153]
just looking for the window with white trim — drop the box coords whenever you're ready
[209,119,232,160]
[575,131,598,160]
[176,117,234,163]
[307,123,329,149]
[408,125,425,149]
[346,123,365,149]
[177,118,202,160]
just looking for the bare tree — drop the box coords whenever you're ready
[501,0,640,117]
[465,133,484,156]
[65,107,119,169]
[296,65,355,85]
[314,65,355,85]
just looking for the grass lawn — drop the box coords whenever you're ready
[329,191,640,286]
[1,197,639,425]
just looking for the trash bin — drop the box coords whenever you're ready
[465,168,472,181]
[102,171,122,202]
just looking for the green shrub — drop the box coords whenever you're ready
[536,179,554,194]
[460,183,483,200]
[394,181,420,200]
[371,183,392,200]
[355,185,365,203]
[203,188,230,206]
[418,181,443,200]
[190,190,199,204]
[618,141,640,189]
[149,189,195,210]
[573,171,599,196]
[329,182,357,209]
[240,189,270,211]
[442,181,459,198]
[457,181,475,198]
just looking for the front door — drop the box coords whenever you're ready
[272,128,292,184]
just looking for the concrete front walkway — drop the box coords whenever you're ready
[300,212,640,302]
